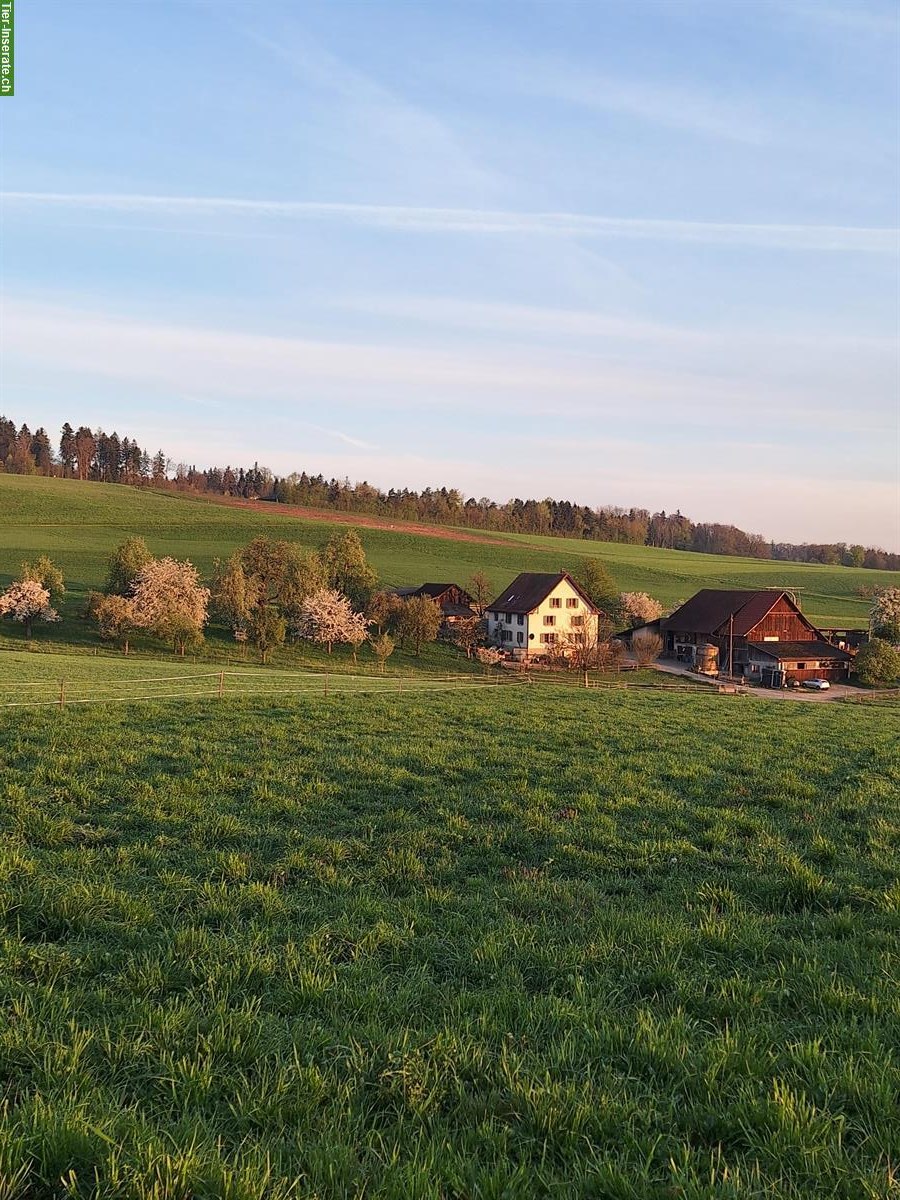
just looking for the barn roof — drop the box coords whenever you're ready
[748,640,853,662]
[488,571,598,614]
[664,589,810,636]
[415,582,473,602]
[391,582,474,604]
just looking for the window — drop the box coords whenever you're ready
[550,597,562,608]
[501,630,512,643]
[571,614,584,626]
[566,598,578,608]
[797,662,806,670]
[540,632,557,645]
[543,615,555,626]
[505,612,513,624]
[517,614,524,625]
[517,632,524,644]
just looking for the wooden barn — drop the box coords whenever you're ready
[662,589,853,684]
[393,583,476,625]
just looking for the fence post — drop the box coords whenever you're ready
[218,671,224,698]
[58,679,66,708]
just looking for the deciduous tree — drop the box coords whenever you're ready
[0,579,61,637]
[369,632,395,673]
[871,588,900,644]
[238,537,324,627]
[130,557,210,655]
[853,638,900,687]
[212,553,260,640]
[294,589,368,654]
[250,605,286,664]
[322,530,378,610]
[448,616,483,659]
[21,556,65,605]
[573,559,621,623]
[366,589,403,635]
[396,594,442,657]
[620,592,663,625]
[95,594,139,654]
[106,537,152,596]
[468,571,492,617]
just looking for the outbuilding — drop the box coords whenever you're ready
[661,589,853,683]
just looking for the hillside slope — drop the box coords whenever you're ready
[0,474,890,624]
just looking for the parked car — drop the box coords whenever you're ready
[802,678,830,691]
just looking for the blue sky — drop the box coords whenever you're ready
[1,0,898,547]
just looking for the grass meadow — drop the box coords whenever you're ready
[1,685,898,1199]
[1,475,891,630]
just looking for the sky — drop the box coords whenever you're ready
[1,0,898,549]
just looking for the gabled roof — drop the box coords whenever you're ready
[748,640,853,662]
[663,589,815,637]
[415,582,473,604]
[488,571,599,615]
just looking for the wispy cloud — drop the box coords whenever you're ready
[3,192,896,253]
[477,56,770,145]
[2,296,889,430]
[304,423,377,451]
[238,24,501,198]
[340,294,899,359]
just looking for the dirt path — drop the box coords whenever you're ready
[197,495,515,547]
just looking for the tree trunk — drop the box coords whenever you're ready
[24,617,33,638]
[123,639,129,655]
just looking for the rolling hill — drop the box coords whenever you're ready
[0,474,891,626]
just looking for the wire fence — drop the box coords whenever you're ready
[0,668,532,710]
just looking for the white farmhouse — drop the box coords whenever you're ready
[486,571,600,658]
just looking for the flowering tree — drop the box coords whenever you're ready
[0,579,61,638]
[475,647,503,667]
[294,588,368,653]
[871,587,900,644]
[130,556,210,655]
[620,592,663,626]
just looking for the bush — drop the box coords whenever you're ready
[853,638,900,687]
[633,631,663,666]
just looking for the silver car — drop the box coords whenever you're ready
[802,678,830,691]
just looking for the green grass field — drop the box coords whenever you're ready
[1,686,898,1198]
[1,475,893,630]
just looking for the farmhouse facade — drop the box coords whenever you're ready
[486,571,599,657]
[661,589,853,683]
